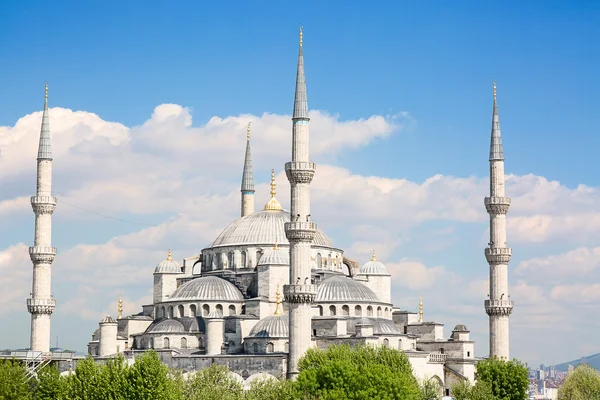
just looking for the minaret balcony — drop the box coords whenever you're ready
[485,247,511,264]
[484,197,511,215]
[285,162,316,184]
[284,221,317,242]
[29,246,57,264]
[30,196,57,215]
[283,284,317,303]
[484,299,514,316]
[27,298,56,314]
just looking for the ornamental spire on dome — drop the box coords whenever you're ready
[167,249,172,261]
[418,296,424,323]
[117,293,123,319]
[264,169,283,211]
[37,82,52,160]
[274,239,279,250]
[241,122,255,194]
[371,250,376,262]
[489,80,504,161]
[274,284,283,316]
[292,27,309,120]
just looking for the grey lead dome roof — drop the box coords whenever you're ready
[147,319,185,333]
[209,210,332,248]
[248,315,289,338]
[316,276,380,303]
[258,247,290,266]
[359,260,389,275]
[355,318,401,335]
[168,276,244,301]
[154,258,183,274]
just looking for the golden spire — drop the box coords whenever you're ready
[371,250,377,262]
[167,249,172,261]
[493,80,497,101]
[45,82,48,100]
[247,122,251,141]
[418,296,423,323]
[299,26,303,47]
[273,239,279,250]
[118,293,123,319]
[274,284,283,316]
[264,169,283,211]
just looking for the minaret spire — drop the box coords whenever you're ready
[484,81,513,359]
[28,83,57,352]
[284,27,317,379]
[240,122,255,217]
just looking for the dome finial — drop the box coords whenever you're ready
[371,249,376,262]
[274,239,279,250]
[117,292,123,319]
[246,122,251,141]
[418,296,424,323]
[264,169,283,211]
[167,249,172,261]
[493,79,497,101]
[45,82,48,101]
[274,284,283,316]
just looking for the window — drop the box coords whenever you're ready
[440,348,445,354]
[241,251,247,268]
[398,339,402,349]
[228,252,234,269]
[256,251,262,266]
[467,351,471,357]
[198,337,203,349]
[216,304,223,315]
[355,305,362,316]
[242,370,249,379]
[329,305,336,316]
[161,306,166,318]
[318,305,323,316]
[168,306,174,318]
[164,337,170,349]
[313,329,317,337]
[342,305,349,316]
[202,304,210,316]
[181,337,187,349]
[266,343,274,353]
[383,338,389,347]
[367,306,373,317]
[316,253,322,268]
[190,304,197,317]
[377,306,382,317]
[178,305,184,318]
[384,307,388,317]
[228,305,236,316]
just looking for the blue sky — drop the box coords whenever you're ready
[1,1,599,366]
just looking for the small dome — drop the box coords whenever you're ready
[316,276,380,303]
[248,315,289,338]
[258,245,289,266]
[168,276,244,301]
[100,315,116,324]
[154,250,182,274]
[147,319,185,333]
[453,324,469,332]
[359,251,389,275]
[355,318,401,335]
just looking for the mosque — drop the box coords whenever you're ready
[25,27,518,396]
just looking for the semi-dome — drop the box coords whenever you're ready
[355,318,401,335]
[154,250,183,274]
[316,276,380,303]
[258,245,289,266]
[209,209,332,248]
[168,276,244,301]
[147,319,185,333]
[359,251,389,275]
[248,315,289,338]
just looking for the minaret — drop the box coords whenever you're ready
[241,122,255,217]
[28,82,57,352]
[484,81,513,359]
[283,27,317,379]
[418,296,423,323]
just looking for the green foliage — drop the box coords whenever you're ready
[125,352,183,400]
[0,359,32,400]
[184,364,243,400]
[419,377,442,400]
[295,344,421,400]
[558,364,600,400]
[474,357,529,400]
[451,379,494,400]
[244,378,295,400]
[35,364,66,400]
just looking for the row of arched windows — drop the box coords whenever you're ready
[248,342,289,353]
[203,250,257,271]
[155,303,237,318]
[317,304,391,318]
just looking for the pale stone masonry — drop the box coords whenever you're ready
[28,83,57,352]
[484,82,514,360]
[241,122,255,218]
[283,27,318,379]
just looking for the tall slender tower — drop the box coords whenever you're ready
[284,27,317,379]
[484,81,513,359]
[241,122,255,217]
[28,83,57,352]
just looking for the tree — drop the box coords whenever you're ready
[558,364,600,400]
[451,379,494,400]
[34,364,66,400]
[124,351,184,400]
[184,364,243,400]
[244,378,295,400]
[419,377,442,400]
[0,359,32,400]
[294,344,421,400]
[475,357,528,400]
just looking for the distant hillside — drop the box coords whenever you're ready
[554,353,600,372]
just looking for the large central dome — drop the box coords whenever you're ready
[209,209,333,248]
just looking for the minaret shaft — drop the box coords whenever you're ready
[284,28,317,379]
[484,82,513,360]
[241,123,255,217]
[28,83,57,353]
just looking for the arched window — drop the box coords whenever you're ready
[329,305,336,316]
[242,370,250,379]
[190,304,197,317]
[383,338,389,347]
[377,306,382,317]
[440,348,445,354]
[215,253,221,269]
[253,343,259,353]
[367,306,373,317]
[228,252,234,269]
[355,305,362,316]
[181,337,187,349]
[398,339,403,350]
[284,342,289,352]
[202,304,210,316]
[342,305,349,316]
[168,306,174,318]
[155,307,159,318]
[178,305,184,318]
[318,305,323,316]
[384,307,388,318]
[161,306,166,318]
[164,337,170,349]
[266,343,274,353]
[316,253,322,268]
[327,254,332,269]
[241,251,247,268]
[216,304,223,315]
[256,250,262,266]
[228,305,236,316]
[198,337,203,349]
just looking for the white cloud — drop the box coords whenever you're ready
[516,246,600,281]
[388,258,459,290]
[0,244,32,317]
